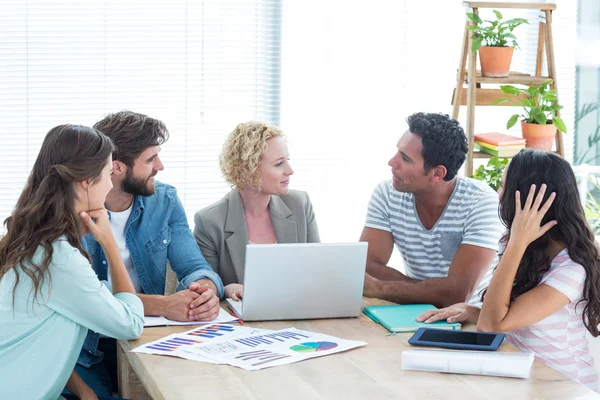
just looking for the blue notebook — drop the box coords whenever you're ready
[363,304,461,333]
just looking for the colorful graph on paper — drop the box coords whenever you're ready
[289,341,338,352]
[233,330,309,348]
[133,326,367,370]
[234,349,292,367]
[146,336,203,352]
[187,324,236,338]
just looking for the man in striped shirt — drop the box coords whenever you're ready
[361,112,503,307]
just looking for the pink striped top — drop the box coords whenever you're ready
[506,249,598,391]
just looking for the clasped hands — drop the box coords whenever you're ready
[164,281,220,322]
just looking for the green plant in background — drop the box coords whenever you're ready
[584,175,600,235]
[466,10,528,52]
[573,102,600,235]
[472,156,509,191]
[492,80,567,133]
[573,102,600,165]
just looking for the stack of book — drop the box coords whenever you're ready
[473,132,526,158]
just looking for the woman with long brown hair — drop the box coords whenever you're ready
[0,125,144,399]
[418,149,600,390]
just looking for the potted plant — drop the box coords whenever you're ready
[492,80,567,151]
[472,156,509,191]
[467,10,528,78]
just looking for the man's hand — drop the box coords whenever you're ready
[163,290,200,321]
[188,282,219,321]
[363,273,382,298]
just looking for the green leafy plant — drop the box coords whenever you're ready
[466,10,528,53]
[573,102,600,165]
[573,102,600,235]
[492,80,567,133]
[472,156,509,191]
[584,175,600,236]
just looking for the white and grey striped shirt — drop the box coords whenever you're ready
[365,178,503,305]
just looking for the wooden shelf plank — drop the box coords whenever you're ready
[476,75,553,85]
[454,88,520,106]
[462,1,556,10]
[478,71,529,77]
[472,151,495,158]
[462,71,553,85]
[461,70,528,79]
[472,150,561,159]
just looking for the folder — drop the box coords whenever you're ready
[363,304,461,333]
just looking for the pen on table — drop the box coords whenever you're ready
[226,307,244,325]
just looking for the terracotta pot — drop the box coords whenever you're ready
[521,120,556,151]
[478,46,514,78]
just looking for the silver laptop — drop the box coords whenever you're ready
[226,242,368,321]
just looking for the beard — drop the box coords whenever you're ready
[121,168,156,197]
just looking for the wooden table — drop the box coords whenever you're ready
[117,299,599,399]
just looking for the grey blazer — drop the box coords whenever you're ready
[193,190,320,286]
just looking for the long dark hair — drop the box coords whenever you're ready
[0,124,114,304]
[490,149,600,336]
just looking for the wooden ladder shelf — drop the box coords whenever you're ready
[451,1,563,176]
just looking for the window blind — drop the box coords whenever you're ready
[0,0,281,225]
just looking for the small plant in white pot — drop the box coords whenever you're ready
[467,10,528,78]
[493,80,567,151]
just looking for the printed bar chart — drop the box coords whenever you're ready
[187,325,236,339]
[147,337,203,352]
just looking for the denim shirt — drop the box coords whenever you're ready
[77,181,224,367]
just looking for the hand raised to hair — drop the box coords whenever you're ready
[510,184,557,246]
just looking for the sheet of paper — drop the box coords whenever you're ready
[195,327,367,370]
[143,307,239,327]
[132,325,367,370]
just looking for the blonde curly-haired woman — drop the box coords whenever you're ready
[193,121,320,300]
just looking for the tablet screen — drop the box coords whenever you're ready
[419,330,495,346]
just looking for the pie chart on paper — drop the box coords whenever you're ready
[289,341,338,352]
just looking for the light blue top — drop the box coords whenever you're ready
[0,237,144,400]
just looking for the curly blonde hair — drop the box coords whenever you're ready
[220,121,285,190]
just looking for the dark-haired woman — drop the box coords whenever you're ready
[0,125,144,399]
[418,149,599,390]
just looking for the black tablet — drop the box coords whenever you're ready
[408,327,505,351]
